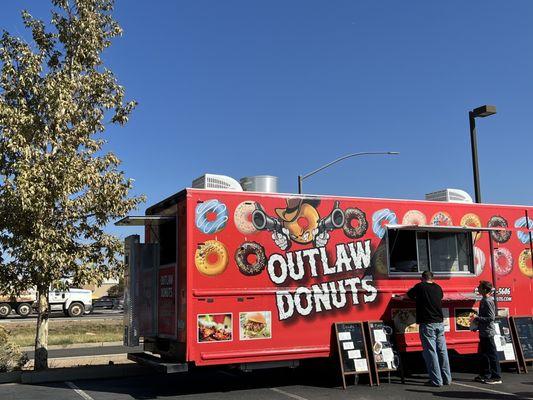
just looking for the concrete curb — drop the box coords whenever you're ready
[0,371,22,384]
[22,363,152,384]
[0,364,152,384]
[20,341,125,352]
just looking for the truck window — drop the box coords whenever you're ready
[388,229,473,275]
[159,219,176,265]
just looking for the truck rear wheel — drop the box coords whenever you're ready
[67,302,85,317]
[16,303,32,317]
[0,303,12,318]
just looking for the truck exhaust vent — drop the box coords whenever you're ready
[425,189,473,203]
[240,175,278,193]
[192,174,243,191]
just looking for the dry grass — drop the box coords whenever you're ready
[5,319,122,347]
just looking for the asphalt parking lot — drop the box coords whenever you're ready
[2,362,532,400]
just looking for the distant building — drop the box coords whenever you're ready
[83,278,119,299]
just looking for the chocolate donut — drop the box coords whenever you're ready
[488,215,511,243]
[343,208,368,239]
[235,242,267,276]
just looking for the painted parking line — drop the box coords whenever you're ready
[65,381,94,400]
[270,387,309,400]
[452,381,533,399]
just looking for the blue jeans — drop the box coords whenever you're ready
[419,322,452,386]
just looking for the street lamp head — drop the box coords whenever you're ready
[387,151,400,155]
[471,105,497,118]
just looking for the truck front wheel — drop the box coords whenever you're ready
[16,303,32,317]
[0,303,12,318]
[67,302,85,317]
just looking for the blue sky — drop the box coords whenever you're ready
[3,1,532,239]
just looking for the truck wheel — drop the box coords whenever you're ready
[0,303,12,318]
[67,302,85,317]
[16,303,32,317]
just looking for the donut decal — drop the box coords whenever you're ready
[493,247,513,276]
[488,216,511,244]
[372,209,398,239]
[514,216,533,244]
[343,208,368,239]
[195,199,228,234]
[252,198,345,250]
[460,213,482,243]
[234,201,258,235]
[235,242,267,276]
[473,246,485,276]
[518,249,532,278]
[431,211,453,227]
[402,210,427,226]
[195,240,229,276]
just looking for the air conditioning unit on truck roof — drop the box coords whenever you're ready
[192,174,243,191]
[425,188,473,203]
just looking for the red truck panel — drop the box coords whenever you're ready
[149,189,532,366]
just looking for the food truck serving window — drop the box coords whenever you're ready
[388,229,474,275]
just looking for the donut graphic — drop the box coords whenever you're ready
[195,199,229,234]
[461,213,482,243]
[473,247,485,276]
[518,249,532,278]
[488,216,511,244]
[431,212,453,227]
[234,201,258,235]
[343,208,368,239]
[372,209,398,239]
[514,217,533,244]
[194,240,229,276]
[402,210,427,226]
[493,247,513,276]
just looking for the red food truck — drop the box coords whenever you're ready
[117,181,532,371]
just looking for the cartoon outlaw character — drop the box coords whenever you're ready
[252,198,345,250]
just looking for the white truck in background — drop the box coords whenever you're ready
[0,288,93,318]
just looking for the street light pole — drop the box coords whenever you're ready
[297,151,400,194]
[468,105,497,203]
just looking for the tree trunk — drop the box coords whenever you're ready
[34,287,49,370]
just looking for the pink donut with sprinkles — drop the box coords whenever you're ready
[493,247,513,276]
[431,211,453,226]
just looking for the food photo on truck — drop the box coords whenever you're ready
[115,174,532,374]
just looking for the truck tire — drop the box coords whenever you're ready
[16,303,32,317]
[0,303,11,318]
[67,302,85,317]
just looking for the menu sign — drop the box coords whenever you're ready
[511,316,533,361]
[366,321,398,372]
[334,322,373,388]
[494,316,516,362]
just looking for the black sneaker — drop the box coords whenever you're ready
[485,378,502,385]
[424,381,442,387]
[474,376,487,383]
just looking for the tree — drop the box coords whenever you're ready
[0,0,144,370]
[107,276,124,298]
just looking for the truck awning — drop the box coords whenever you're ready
[386,224,511,233]
[392,292,480,302]
[115,215,175,226]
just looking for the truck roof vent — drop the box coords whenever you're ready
[240,175,278,193]
[192,174,243,191]
[425,189,473,203]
